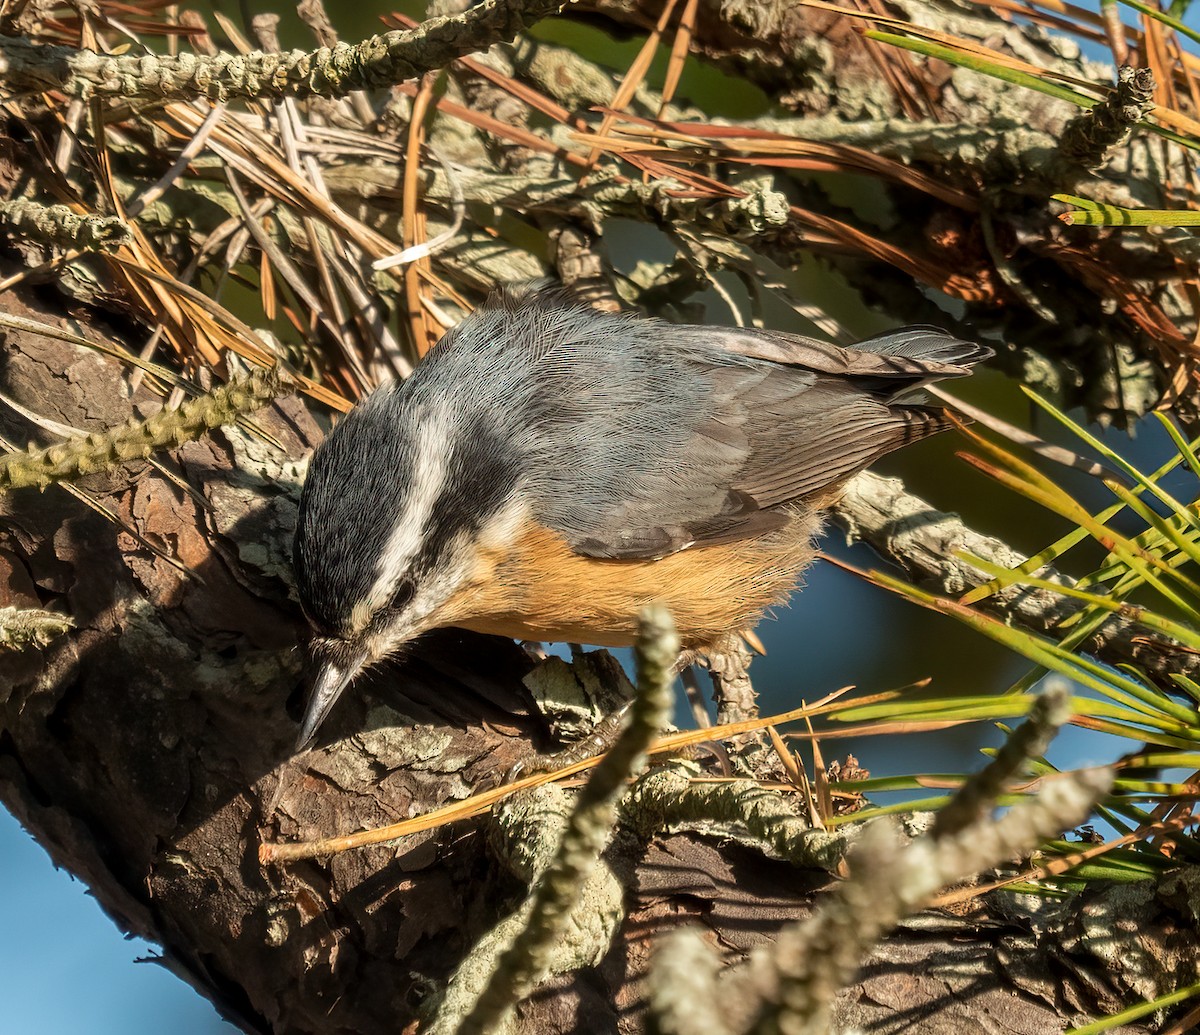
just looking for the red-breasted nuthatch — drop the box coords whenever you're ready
[291,282,990,748]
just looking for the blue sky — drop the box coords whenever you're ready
[2,806,236,1033]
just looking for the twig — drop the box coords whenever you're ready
[649,927,734,1035]
[448,605,678,1035]
[699,715,1114,1035]
[124,103,226,220]
[0,365,293,491]
[0,0,570,102]
[929,680,1071,838]
[258,695,856,865]
[832,471,1200,689]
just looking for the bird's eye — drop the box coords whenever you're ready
[389,581,415,612]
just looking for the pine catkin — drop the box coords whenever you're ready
[0,365,294,492]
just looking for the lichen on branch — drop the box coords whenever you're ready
[1058,65,1156,170]
[0,199,131,251]
[0,0,568,102]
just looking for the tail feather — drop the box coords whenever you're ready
[853,325,993,369]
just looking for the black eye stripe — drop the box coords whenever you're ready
[403,416,522,577]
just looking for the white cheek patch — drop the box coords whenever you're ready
[359,542,473,663]
[358,406,454,630]
[478,494,531,551]
[408,548,470,627]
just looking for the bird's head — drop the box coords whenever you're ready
[291,383,520,750]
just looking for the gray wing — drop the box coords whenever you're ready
[699,323,991,512]
[465,286,989,560]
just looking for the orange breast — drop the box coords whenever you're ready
[436,508,824,649]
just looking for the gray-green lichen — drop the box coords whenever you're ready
[724,174,790,233]
[0,606,74,653]
[425,775,626,1035]
[431,605,678,1035]
[624,764,845,872]
[208,419,308,593]
[521,650,633,742]
[354,717,454,771]
[0,0,569,102]
[508,36,619,111]
[649,927,733,1035]
[0,198,132,251]
[1059,66,1155,171]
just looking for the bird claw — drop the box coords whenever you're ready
[502,701,633,786]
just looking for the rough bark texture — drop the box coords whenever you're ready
[0,287,544,1031]
[2,288,1195,1034]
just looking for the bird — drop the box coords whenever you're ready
[291,282,991,749]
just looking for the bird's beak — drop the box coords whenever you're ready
[295,646,368,752]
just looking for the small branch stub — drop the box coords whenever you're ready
[1059,66,1156,170]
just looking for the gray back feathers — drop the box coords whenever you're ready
[293,282,990,629]
[434,283,988,558]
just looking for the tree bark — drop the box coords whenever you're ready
[1,287,1194,1034]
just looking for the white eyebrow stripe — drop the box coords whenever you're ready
[357,406,453,627]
